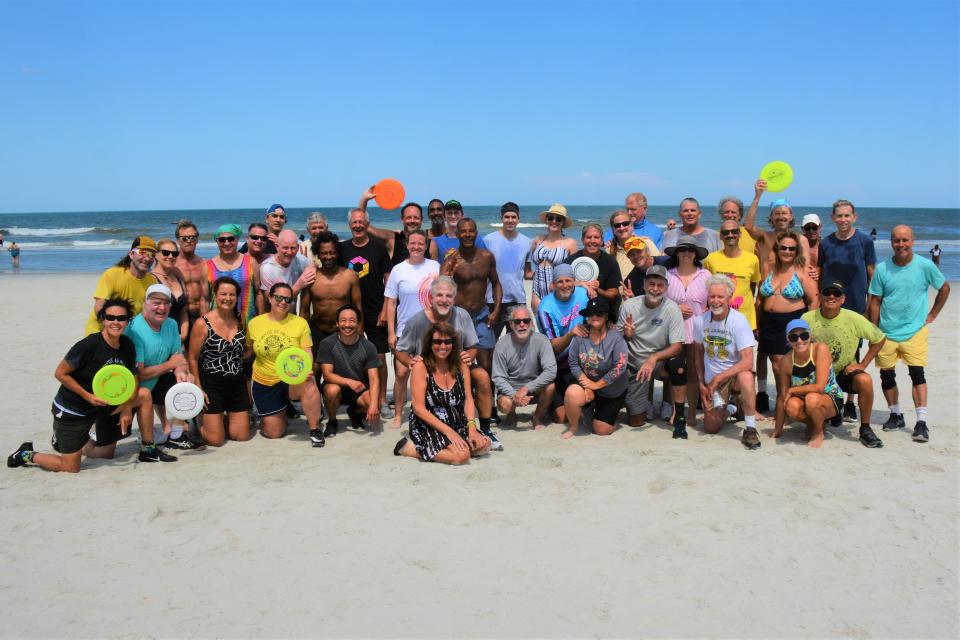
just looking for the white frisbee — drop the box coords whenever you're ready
[165,382,204,420]
[570,256,599,282]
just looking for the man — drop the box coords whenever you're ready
[395,276,499,449]
[743,183,810,269]
[483,202,532,337]
[536,264,590,425]
[83,236,160,335]
[800,213,823,283]
[125,284,198,456]
[425,199,447,239]
[603,192,663,248]
[174,220,210,334]
[358,187,428,266]
[429,199,486,261]
[564,223,621,309]
[239,204,285,255]
[703,220,762,331]
[299,212,328,262]
[867,225,950,443]
[802,281,886,448]
[299,232,362,353]
[258,229,315,310]
[617,265,689,437]
[716,195,757,254]
[661,198,721,253]
[339,207,393,416]
[491,306,556,430]
[240,222,272,264]
[693,275,760,449]
[441,218,503,373]
[318,304,382,438]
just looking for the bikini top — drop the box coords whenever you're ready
[759,272,804,300]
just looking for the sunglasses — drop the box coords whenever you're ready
[777,245,798,252]
[432,338,453,345]
[159,249,180,258]
[271,294,294,304]
[802,225,820,232]
[720,229,741,236]
[177,235,198,242]
[511,318,532,325]
[248,234,268,242]
[135,248,157,257]
[216,236,237,244]
[102,313,130,322]
[546,214,564,223]
[612,220,632,228]
[787,331,810,343]
[822,288,844,298]
[676,246,696,253]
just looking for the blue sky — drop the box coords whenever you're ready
[1,0,957,212]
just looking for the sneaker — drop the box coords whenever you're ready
[672,415,688,440]
[323,421,338,438]
[164,433,204,450]
[842,400,857,423]
[347,407,365,430]
[481,427,503,451]
[829,413,843,428]
[490,409,501,425]
[912,421,929,443]
[755,391,770,413]
[380,403,394,419]
[882,413,906,431]
[51,432,60,453]
[309,428,326,448]
[859,426,883,448]
[286,403,300,419]
[741,428,761,450]
[7,442,33,468]
[138,446,178,462]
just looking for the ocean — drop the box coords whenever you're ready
[1,204,958,279]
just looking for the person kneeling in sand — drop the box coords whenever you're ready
[491,306,556,430]
[772,319,843,448]
[693,275,761,449]
[8,299,166,472]
[393,323,490,464]
[318,304,381,438]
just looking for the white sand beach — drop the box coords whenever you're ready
[0,274,957,638]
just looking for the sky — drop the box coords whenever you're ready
[1,0,958,213]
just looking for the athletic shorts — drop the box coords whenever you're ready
[836,368,870,394]
[470,308,496,350]
[364,324,389,354]
[51,404,126,455]
[311,329,334,361]
[759,308,806,355]
[586,391,626,426]
[201,374,251,414]
[251,380,290,417]
[150,372,178,405]
[624,362,667,417]
[552,369,576,408]
[876,326,928,369]
[325,385,362,410]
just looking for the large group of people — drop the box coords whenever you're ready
[7,184,951,472]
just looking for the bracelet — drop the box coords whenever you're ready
[467,419,478,427]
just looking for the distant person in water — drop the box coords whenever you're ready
[929,244,942,266]
[7,241,20,270]
[870,228,878,241]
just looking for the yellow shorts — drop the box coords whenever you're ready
[876,326,928,369]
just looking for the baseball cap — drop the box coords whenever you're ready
[785,318,811,335]
[145,283,173,300]
[801,213,821,227]
[624,236,646,253]
[820,280,845,294]
[444,200,463,211]
[644,265,669,281]
[266,204,285,215]
[131,236,157,252]
[579,297,610,318]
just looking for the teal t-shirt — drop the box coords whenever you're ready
[867,256,945,342]
[125,314,182,390]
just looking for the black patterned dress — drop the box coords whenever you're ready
[408,369,468,461]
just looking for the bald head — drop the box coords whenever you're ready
[278,229,298,245]
[891,224,914,240]
[275,229,300,266]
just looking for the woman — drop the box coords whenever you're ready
[773,319,842,448]
[7,299,166,473]
[757,230,818,410]
[384,230,440,429]
[247,283,324,445]
[606,210,659,281]
[529,204,578,314]
[664,235,710,425]
[205,224,260,324]
[561,297,629,439]
[152,238,190,342]
[188,277,252,446]
[393,323,490,464]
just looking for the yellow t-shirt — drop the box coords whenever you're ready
[83,266,159,335]
[703,250,762,330]
[247,313,312,386]
[737,225,757,254]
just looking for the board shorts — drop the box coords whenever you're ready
[201,374,251,414]
[624,362,667,417]
[471,308,496,350]
[759,308,806,355]
[251,380,290,417]
[51,404,127,455]
[876,326,928,369]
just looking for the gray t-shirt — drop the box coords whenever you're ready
[396,307,479,356]
[491,332,557,397]
[617,296,685,368]
[260,253,311,291]
[316,334,380,386]
[662,227,722,254]
[693,308,756,383]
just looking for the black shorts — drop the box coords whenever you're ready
[311,329,334,361]
[252,381,290,417]
[202,374,251,414]
[323,384,362,410]
[51,404,127,454]
[150,372,178,405]
[836,368,869,394]
[759,308,806,355]
[364,324,389,355]
[552,369,576,408]
[588,391,626,426]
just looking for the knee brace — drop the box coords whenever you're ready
[880,368,897,391]
[908,366,926,387]
[665,355,688,386]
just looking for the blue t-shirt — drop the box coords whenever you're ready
[536,287,590,365]
[818,230,876,314]
[483,231,532,304]
[434,235,486,263]
[603,219,664,248]
[125,315,182,390]
[867,255,945,342]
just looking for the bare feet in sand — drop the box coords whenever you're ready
[561,428,576,439]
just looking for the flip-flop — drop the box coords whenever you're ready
[393,437,408,456]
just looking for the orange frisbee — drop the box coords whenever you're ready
[373,178,405,210]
